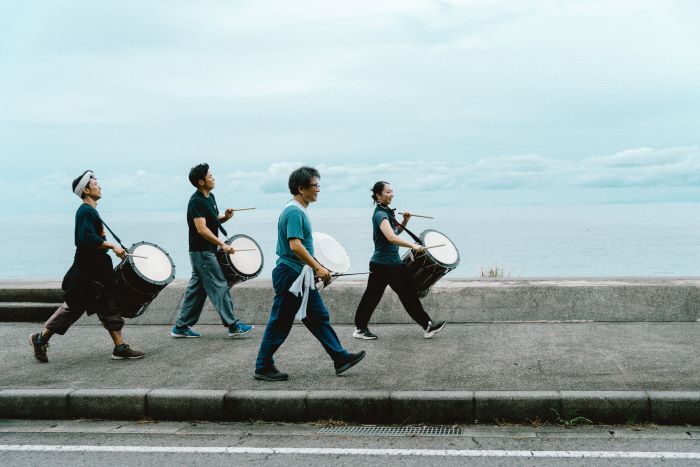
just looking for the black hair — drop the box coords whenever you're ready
[371,181,389,204]
[72,170,94,199]
[288,166,320,195]
[189,163,210,188]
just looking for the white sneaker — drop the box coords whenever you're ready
[353,328,378,340]
[424,320,446,338]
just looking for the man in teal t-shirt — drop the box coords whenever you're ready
[254,166,366,382]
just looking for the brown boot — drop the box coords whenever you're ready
[29,333,49,363]
[111,344,145,360]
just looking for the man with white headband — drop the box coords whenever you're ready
[29,170,145,362]
[254,166,365,381]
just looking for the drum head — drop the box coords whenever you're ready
[226,235,264,277]
[312,232,350,273]
[129,242,176,284]
[421,230,460,268]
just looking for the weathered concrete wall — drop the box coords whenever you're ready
[2,277,699,324]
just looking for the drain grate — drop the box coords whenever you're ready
[319,425,463,437]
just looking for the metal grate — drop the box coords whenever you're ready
[319,425,463,437]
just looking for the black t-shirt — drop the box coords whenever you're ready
[187,191,220,252]
[74,204,107,257]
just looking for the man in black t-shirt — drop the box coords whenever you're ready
[171,163,254,338]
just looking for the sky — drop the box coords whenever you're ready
[1,0,699,213]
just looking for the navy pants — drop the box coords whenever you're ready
[255,263,350,371]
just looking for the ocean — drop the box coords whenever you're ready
[2,203,699,280]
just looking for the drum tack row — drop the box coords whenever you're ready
[114,229,461,319]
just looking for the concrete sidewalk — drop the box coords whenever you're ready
[1,322,699,424]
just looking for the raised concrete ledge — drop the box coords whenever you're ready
[69,389,149,420]
[2,277,700,323]
[1,389,698,425]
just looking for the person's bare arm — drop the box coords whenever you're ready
[194,217,234,254]
[379,219,422,251]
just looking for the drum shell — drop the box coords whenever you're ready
[114,261,167,318]
[401,229,460,298]
[216,249,247,288]
[113,242,175,318]
[216,234,264,288]
[402,251,451,298]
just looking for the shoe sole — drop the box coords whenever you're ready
[424,322,447,339]
[253,373,288,382]
[170,332,201,338]
[28,333,48,363]
[111,354,145,360]
[228,326,254,338]
[352,333,377,340]
[335,351,366,375]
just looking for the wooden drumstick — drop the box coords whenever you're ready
[231,248,258,252]
[125,254,149,259]
[398,212,434,219]
[232,207,256,212]
[422,244,445,250]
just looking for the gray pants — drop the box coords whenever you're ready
[175,251,238,328]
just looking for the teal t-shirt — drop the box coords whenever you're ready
[276,204,314,273]
[370,206,402,265]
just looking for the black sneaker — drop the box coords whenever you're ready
[254,366,289,382]
[29,333,49,363]
[352,328,377,340]
[112,344,145,360]
[424,320,447,338]
[335,350,366,375]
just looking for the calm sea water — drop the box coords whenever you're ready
[2,204,699,280]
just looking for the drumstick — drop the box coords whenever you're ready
[422,244,445,250]
[125,254,148,259]
[232,207,256,212]
[331,272,370,277]
[398,212,434,219]
[231,248,258,252]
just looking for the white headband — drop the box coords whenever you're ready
[73,171,94,197]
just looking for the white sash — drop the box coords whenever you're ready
[285,200,316,320]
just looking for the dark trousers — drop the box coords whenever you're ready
[45,301,124,335]
[354,262,432,330]
[255,263,350,372]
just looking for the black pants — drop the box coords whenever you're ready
[354,262,431,330]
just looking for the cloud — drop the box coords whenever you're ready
[213,146,700,194]
[4,146,699,214]
[578,147,700,187]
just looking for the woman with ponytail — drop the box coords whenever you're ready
[352,181,446,340]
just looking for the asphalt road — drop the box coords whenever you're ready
[1,419,698,466]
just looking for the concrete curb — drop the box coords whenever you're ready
[0,389,698,425]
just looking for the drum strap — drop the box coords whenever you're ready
[215,219,228,237]
[380,205,424,245]
[97,215,128,251]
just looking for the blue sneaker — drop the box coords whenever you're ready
[170,326,201,338]
[228,321,254,338]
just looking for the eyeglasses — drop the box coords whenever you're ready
[308,183,320,189]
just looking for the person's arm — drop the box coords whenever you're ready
[289,238,331,283]
[398,211,411,230]
[194,218,234,254]
[219,208,234,224]
[379,219,422,252]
